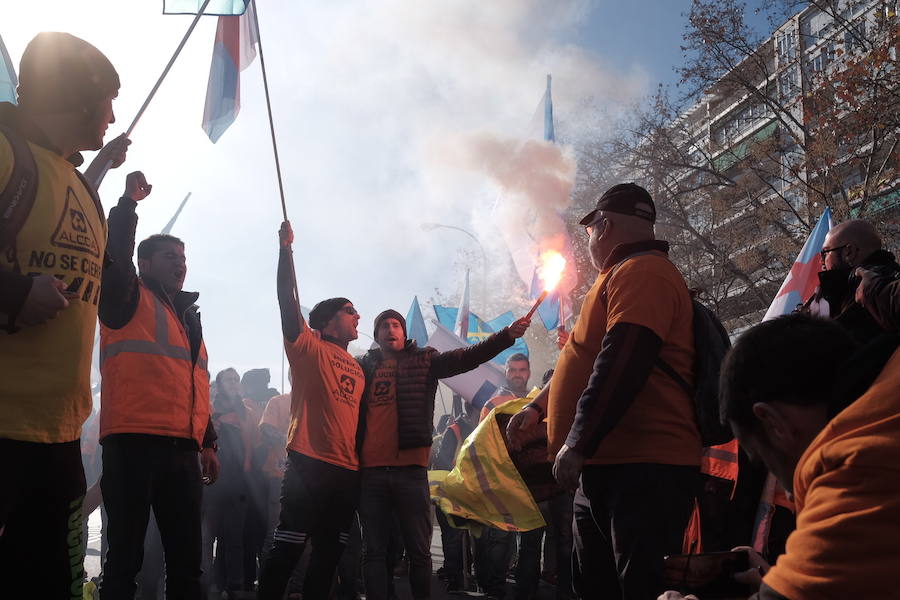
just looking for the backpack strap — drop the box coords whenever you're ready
[655,352,693,396]
[74,167,106,230]
[0,124,38,252]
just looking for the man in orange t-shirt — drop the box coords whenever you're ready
[662,315,900,600]
[508,183,701,600]
[257,222,365,600]
[356,309,529,599]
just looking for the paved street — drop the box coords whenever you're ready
[83,511,562,599]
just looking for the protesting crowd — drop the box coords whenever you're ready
[2,29,900,600]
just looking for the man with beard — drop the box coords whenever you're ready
[808,219,900,341]
[356,309,529,600]
[479,353,531,421]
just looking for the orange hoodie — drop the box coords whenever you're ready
[763,347,900,599]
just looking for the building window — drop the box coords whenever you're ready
[776,31,797,64]
[809,45,834,74]
[778,68,799,99]
[844,20,867,53]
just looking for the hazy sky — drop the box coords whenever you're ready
[9,1,763,386]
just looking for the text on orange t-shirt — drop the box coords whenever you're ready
[361,359,431,467]
[285,328,364,471]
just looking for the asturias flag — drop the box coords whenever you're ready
[763,207,832,321]
[202,1,258,142]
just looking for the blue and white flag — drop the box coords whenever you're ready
[763,207,832,321]
[201,1,258,142]
[0,34,17,104]
[406,296,429,347]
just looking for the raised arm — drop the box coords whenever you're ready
[277,221,305,342]
[99,171,152,329]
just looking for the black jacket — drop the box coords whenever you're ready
[357,329,515,450]
[814,250,900,344]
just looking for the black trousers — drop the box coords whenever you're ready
[257,451,360,600]
[99,435,204,600]
[515,493,575,600]
[202,485,247,592]
[474,526,514,598]
[0,438,87,600]
[359,466,433,600]
[574,463,698,600]
[436,507,464,587]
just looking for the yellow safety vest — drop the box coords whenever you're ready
[430,388,546,534]
[0,133,107,443]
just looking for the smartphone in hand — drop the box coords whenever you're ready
[663,550,753,600]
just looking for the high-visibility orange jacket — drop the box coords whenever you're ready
[100,281,210,448]
[479,393,516,422]
[700,438,739,483]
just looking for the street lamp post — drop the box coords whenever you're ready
[421,222,489,312]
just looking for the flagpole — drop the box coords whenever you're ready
[91,0,214,189]
[249,0,288,222]
[161,192,192,234]
[250,0,303,321]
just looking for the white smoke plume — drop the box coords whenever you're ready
[12,0,649,378]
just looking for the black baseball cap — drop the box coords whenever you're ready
[579,183,656,225]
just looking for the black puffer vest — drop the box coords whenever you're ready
[357,329,515,450]
[358,342,441,449]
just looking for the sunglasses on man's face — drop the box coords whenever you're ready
[820,244,849,261]
[585,216,608,236]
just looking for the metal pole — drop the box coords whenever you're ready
[92,0,214,189]
[251,0,302,324]
[250,0,289,222]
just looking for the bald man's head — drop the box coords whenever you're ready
[821,220,882,270]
